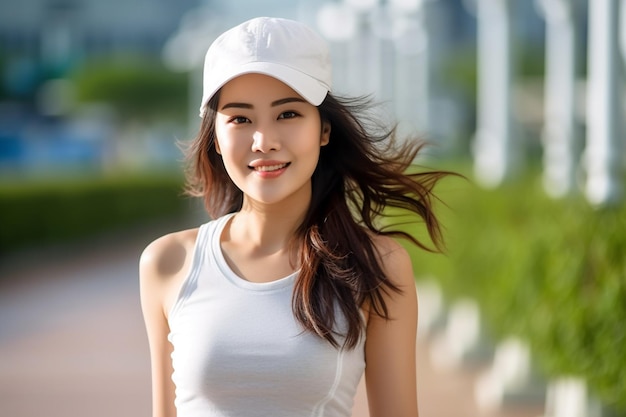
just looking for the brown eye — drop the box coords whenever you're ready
[278,111,299,120]
[230,116,250,124]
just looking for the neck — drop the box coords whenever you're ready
[231,193,310,255]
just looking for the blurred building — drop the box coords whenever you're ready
[0,0,200,57]
[0,0,205,174]
[0,0,313,174]
[0,0,548,175]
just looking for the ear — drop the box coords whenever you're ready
[320,121,331,146]
[214,138,222,155]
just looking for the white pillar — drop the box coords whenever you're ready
[330,42,350,96]
[475,337,546,411]
[584,0,623,206]
[346,17,366,96]
[393,10,429,137]
[415,279,446,339]
[542,377,605,417]
[536,0,583,198]
[343,0,381,97]
[376,37,395,105]
[361,17,383,97]
[429,298,493,369]
[395,46,426,139]
[316,2,358,96]
[472,0,518,188]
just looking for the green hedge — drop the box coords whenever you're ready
[0,174,190,255]
[70,57,188,122]
[390,165,626,414]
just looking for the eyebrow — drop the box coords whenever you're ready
[220,97,307,110]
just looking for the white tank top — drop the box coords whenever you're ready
[168,214,366,417]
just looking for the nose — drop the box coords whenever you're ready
[251,123,280,153]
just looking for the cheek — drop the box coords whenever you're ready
[214,121,238,155]
[214,128,245,159]
[295,131,323,169]
[301,125,325,155]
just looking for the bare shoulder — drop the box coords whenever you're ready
[369,233,414,288]
[140,228,199,278]
[139,228,200,316]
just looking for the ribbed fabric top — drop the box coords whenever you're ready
[168,214,366,417]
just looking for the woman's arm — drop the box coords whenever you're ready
[364,237,419,417]
[140,230,197,417]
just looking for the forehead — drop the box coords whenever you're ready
[218,73,303,105]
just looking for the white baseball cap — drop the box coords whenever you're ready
[199,17,332,118]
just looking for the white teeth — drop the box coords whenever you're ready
[255,164,287,172]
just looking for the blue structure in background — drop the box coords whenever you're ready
[0,0,202,175]
[0,0,553,176]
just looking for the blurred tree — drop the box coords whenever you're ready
[71,57,188,123]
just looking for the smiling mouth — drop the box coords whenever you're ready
[250,163,290,172]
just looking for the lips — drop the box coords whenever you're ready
[252,163,289,172]
[248,161,290,172]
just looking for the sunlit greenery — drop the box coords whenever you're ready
[389,163,626,414]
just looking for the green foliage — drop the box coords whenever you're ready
[517,43,545,78]
[70,57,188,121]
[0,174,189,255]
[388,165,626,413]
[439,47,478,102]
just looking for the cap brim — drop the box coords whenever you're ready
[199,62,329,118]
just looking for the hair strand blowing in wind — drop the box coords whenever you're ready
[185,92,457,350]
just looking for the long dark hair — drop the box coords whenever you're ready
[185,92,453,349]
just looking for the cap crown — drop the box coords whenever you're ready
[200,17,332,117]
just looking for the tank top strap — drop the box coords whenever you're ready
[168,214,235,319]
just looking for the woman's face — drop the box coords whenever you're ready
[214,73,330,209]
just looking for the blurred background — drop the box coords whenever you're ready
[0,0,624,416]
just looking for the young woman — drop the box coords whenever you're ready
[140,16,450,417]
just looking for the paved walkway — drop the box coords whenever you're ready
[0,222,544,417]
